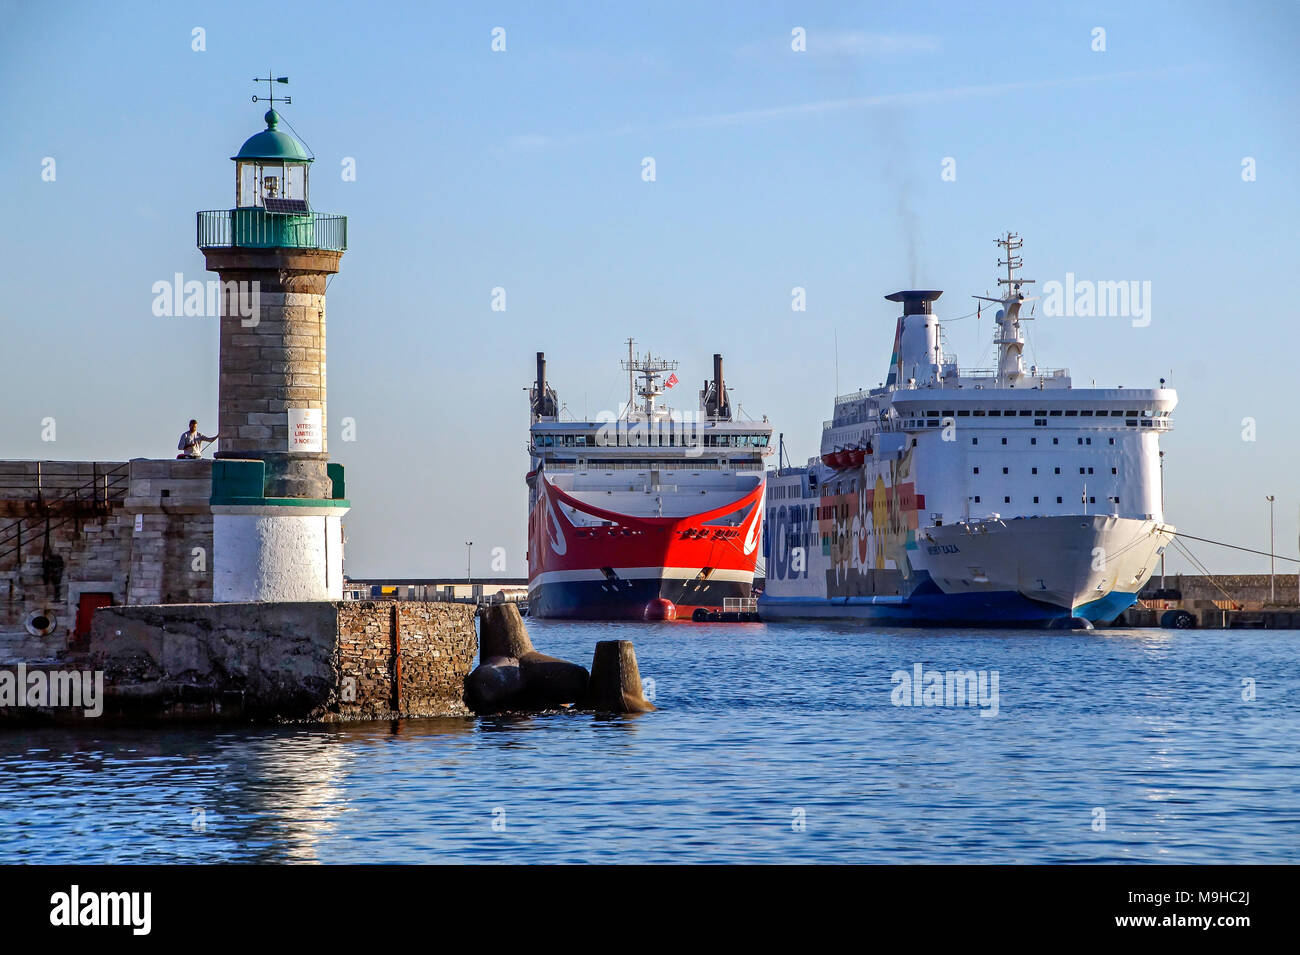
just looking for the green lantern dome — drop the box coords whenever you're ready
[231,109,313,162]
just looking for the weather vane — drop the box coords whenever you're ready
[251,72,291,108]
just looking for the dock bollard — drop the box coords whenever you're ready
[583,640,656,713]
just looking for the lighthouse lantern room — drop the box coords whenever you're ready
[233,109,312,210]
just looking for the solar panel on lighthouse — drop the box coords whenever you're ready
[264,197,309,214]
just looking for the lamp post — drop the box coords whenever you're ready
[465,541,473,597]
[1265,497,1275,603]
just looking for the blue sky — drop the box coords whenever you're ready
[2,0,1297,578]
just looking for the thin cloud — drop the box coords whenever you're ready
[506,65,1202,150]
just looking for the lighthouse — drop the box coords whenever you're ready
[197,79,349,601]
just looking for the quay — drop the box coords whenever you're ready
[1113,573,1300,629]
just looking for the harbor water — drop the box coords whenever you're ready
[1,620,1296,864]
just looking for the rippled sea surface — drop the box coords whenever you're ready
[1,621,1297,864]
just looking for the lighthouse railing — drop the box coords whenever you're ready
[196,210,348,252]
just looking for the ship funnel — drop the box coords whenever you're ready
[884,290,943,315]
[532,351,557,418]
[703,353,731,419]
[884,291,944,388]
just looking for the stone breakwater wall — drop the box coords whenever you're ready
[65,600,475,723]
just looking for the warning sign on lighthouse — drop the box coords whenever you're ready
[288,408,323,452]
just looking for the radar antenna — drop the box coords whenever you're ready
[621,343,678,418]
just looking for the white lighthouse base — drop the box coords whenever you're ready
[212,505,349,602]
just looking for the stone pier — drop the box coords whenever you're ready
[69,600,476,722]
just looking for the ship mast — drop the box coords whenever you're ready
[626,338,635,414]
[620,344,678,418]
[972,232,1035,387]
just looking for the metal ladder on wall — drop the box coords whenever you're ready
[0,463,131,576]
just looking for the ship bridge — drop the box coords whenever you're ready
[889,388,1176,434]
[530,418,772,472]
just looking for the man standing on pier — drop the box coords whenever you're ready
[177,420,218,459]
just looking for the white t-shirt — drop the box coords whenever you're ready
[178,430,213,454]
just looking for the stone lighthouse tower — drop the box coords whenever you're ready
[197,87,349,601]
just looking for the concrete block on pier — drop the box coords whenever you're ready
[583,640,655,713]
[518,651,589,708]
[479,602,535,658]
[466,603,589,712]
[465,655,524,711]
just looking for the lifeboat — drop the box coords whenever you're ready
[844,447,865,468]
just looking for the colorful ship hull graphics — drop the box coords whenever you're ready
[760,236,1176,627]
[527,470,765,619]
[763,439,1174,624]
[766,445,923,593]
[762,477,1171,624]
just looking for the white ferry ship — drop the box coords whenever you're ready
[761,235,1175,627]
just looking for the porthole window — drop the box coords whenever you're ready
[25,610,57,637]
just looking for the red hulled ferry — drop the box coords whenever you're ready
[526,345,772,620]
